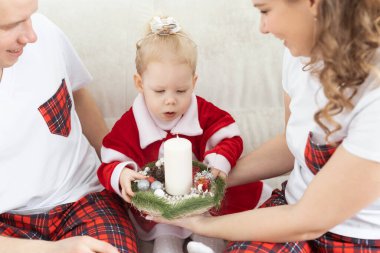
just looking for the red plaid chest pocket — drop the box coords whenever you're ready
[304,132,341,175]
[38,79,72,137]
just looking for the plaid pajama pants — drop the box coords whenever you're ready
[225,132,380,253]
[0,190,138,253]
[225,184,380,252]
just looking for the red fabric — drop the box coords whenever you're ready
[99,96,243,176]
[212,181,263,215]
[0,190,138,253]
[98,96,248,232]
[38,79,72,137]
[196,96,243,168]
[100,96,242,170]
[97,161,119,192]
[304,132,341,175]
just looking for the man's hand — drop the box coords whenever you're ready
[0,235,119,253]
[50,236,119,253]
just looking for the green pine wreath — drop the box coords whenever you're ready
[131,160,226,219]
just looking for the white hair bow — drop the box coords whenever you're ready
[150,16,181,35]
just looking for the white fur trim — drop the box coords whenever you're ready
[110,161,137,196]
[203,153,231,174]
[133,94,167,149]
[205,123,240,151]
[132,94,203,149]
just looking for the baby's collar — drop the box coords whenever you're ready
[132,93,203,149]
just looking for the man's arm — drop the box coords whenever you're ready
[73,87,109,157]
[0,235,119,253]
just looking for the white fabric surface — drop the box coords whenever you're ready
[0,14,103,214]
[283,48,380,239]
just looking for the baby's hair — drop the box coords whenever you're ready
[135,16,197,75]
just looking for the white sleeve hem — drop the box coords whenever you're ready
[203,153,231,175]
[205,123,240,152]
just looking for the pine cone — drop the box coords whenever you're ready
[153,166,165,182]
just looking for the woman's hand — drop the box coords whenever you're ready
[119,167,147,203]
[147,213,205,233]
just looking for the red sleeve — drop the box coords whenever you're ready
[204,136,243,168]
[197,96,243,167]
[97,109,144,191]
[97,161,119,192]
[102,110,143,164]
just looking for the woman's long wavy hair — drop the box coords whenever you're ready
[307,0,380,142]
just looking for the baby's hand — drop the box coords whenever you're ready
[210,168,227,180]
[119,167,147,203]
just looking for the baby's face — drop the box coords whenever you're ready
[140,61,196,123]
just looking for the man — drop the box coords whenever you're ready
[0,0,137,252]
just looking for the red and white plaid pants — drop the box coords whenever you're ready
[0,190,138,253]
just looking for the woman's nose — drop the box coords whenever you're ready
[259,18,269,34]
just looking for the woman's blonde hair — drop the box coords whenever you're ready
[307,0,380,142]
[135,16,197,76]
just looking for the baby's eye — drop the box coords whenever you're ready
[155,90,165,93]
[177,90,187,93]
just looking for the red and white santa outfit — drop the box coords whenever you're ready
[98,93,264,240]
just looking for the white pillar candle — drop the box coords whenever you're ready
[164,137,192,195]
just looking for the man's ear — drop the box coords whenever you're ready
[134,73,143,93]
[309,0,320,18]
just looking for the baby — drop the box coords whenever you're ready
[98,16,264,253]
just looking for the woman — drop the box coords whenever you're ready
[152,0,380,252]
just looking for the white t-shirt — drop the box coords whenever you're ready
[283,48,380,239]
[0,14,103,215]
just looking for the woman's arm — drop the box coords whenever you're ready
[157,146,380,242]
[73,88,109,157]
[155,91,380,241]
[227,133,294,187]
[227,93,294,187]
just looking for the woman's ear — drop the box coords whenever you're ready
[309,0,320,18]
[134,73,144,93]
